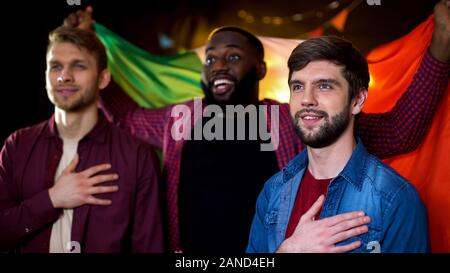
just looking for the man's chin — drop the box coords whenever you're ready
[212,94,233,104]
[54,104,79,113]
[54,101,92,113]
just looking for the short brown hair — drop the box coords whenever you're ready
[47,26,107,72]
[288,36,369,100]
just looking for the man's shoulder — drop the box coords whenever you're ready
[4,119,49,145]
[364,154,418,199]
[260,98,287,106]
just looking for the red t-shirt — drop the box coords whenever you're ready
[285,168,332,239]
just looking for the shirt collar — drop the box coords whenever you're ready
[337,137,369,191]
[43,111,109,144]
[283,137,369,191]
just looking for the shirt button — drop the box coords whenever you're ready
[25,228,30,233]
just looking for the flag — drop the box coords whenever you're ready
[365,16,450,252]
[94,23,203,108]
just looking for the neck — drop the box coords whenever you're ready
[306,123,356,179]
[249,85,259,105]
[54,103,98,141]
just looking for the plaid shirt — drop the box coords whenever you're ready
[100,50,450,252]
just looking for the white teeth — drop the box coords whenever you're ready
[303,116,320,120]
[214,79,233,87]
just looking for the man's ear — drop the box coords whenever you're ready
[98,69,111,90]
[257,61,267,80]
[351,89,368,115]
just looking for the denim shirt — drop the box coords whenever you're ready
[246,139,429,253]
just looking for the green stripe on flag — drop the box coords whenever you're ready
[94,22,204,109]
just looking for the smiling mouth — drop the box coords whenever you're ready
[299,113,325,126]
[56,88,78,97]
[212,78,235,95]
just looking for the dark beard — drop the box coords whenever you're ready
[293,104,351,149]
[201,69,259,108]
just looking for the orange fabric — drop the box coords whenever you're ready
[365,16,450,252]
[330,8,350,32]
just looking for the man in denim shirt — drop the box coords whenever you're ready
[247,35,429,253]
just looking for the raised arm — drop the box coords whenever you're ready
[99,84,170,150]
[356,1,450,159]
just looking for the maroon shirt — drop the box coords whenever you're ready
[285,168,331,238]
[0,112,164,252]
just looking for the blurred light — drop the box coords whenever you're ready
[265,53,285,68]
[238,10,247,18]
[262,16,272,24]
[292,13,304,21]
[158,33,174,49]
[272,17,283,26]
[369,74,376,89]
[327,1,340,10]
[246,15,255,23]
[275,90,290,103]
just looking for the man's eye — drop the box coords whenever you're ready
[205,56,216,66]
[319,84,332,90]
[49,65,61,71]
[227,55,240,62]
[73,63,86,70]
[291,84,304,92]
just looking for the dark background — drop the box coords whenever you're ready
[0,0,438,144]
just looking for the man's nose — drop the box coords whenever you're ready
[211,57,229,74]
[57,69,74,83]
[301,89,318,107]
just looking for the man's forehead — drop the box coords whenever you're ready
[291,61,346,81]
[47,42,91,61]
[206,31,250,50]
[297,60,343,73]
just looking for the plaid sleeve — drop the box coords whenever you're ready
[356,49,450,159]
[99,83,138,122]
[99,85,169,150]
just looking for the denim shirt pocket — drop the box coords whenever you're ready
[351,225,382,253]
[335,224,382,253]
[264,209,278,229]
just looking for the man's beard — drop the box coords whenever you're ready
[201,69,258,108]
[293,103,351,149]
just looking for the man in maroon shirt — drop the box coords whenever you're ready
[0,27,164,252]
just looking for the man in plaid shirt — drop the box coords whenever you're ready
[68,2,450,253]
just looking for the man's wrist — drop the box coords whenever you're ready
[430,32,450,63]
[48,188,60,208]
